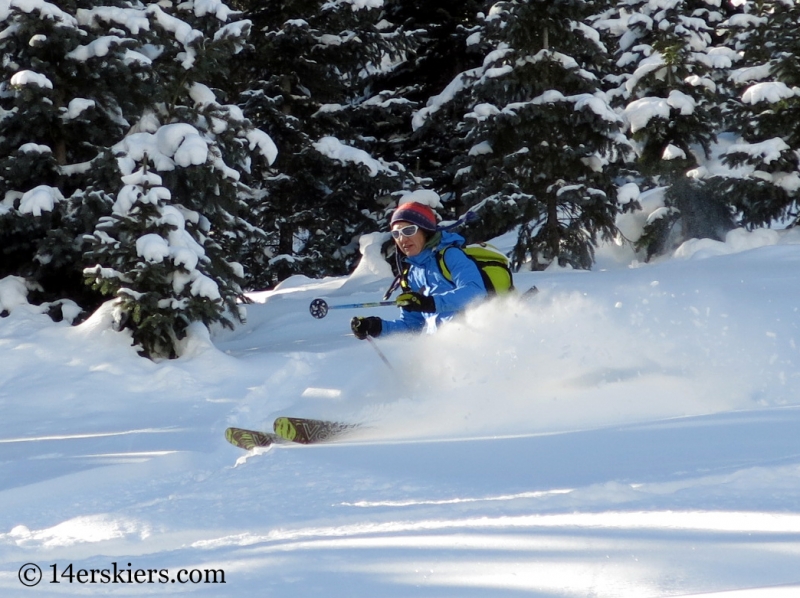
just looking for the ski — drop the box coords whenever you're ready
[225,427,282,451]
[225,417,356,451]
[521,285,539,298]
[273,416,356,444]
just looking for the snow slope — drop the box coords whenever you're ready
[1,229,799,596]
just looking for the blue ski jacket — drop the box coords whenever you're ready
[381,231,487,335]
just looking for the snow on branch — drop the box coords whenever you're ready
[516,50,597,83]
[742,82,799,105]
[625,52,666,96]
[67,36,133,61]
[662,144,687,160]
[312,137,391,176]
[114,124,209,174]
[76,4,240,69]
[65,98,96,119]
[702,47,739,70]
[213,20,251,45]
[192,0,237,21]
[725,138,790,165]
[1,0,77,27]
[146,5,203,69]
[19,185,65,216]
[412,67,482,130]
[730,64,772,85]
[246,130,278,165]
[10,70,52,89]
[723,13,767,29]
[572,94,622,124]
[624,91,694,133]
[321,0,384,11]
[500,91,621,125]
[18,143,51,154]
[624,97,669,133]
[76,7,151,34]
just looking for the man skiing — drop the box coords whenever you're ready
[350,201,487,339]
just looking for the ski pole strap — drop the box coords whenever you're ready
[383,273,402,300]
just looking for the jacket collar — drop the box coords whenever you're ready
[404,230,467,266]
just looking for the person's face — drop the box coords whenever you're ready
[391,221,427,257]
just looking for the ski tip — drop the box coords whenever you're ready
[273,417,299,442]
[521,285,539,298]
[225,427,277,451]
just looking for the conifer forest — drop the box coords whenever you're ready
[1,0,798,357]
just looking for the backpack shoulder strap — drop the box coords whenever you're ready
[435,245,463,283]
[404,245,472,289]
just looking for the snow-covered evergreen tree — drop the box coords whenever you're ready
[375,0,488,195]
[0,0,148,309]
[413,0,634,270]
[714,0,800,228]
[1,0,277,356]
[85,163,237,358]
[601,0,728,175]
[594,0,738,257]
[229,0,411,288]
[80,1,277,357]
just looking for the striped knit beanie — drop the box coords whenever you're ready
[390,202,438,231]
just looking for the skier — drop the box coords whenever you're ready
[351,201,487,339]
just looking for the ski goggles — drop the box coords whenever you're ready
[391,224,419,240]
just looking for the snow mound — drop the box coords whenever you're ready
[674,227,783,260]
[0,276,30,313]
[4,515,148,548]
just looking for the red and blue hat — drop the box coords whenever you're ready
[390,202,438,231]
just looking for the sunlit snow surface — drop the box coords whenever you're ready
[1,229,799,596]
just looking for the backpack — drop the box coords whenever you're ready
[400,242,514,295]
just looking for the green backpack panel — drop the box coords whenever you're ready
[438,243,514,295]
[401,243,514,295]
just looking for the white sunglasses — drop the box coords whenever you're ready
[391,224,419,240]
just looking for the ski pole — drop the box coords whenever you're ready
[309,297,395,319]
[366,336,396,373]
[439,210,479,231]
[367,338,415,397]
